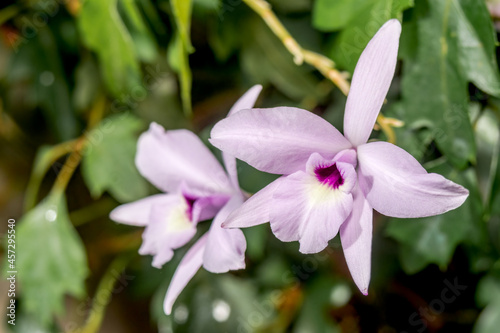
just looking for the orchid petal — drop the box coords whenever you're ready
[136,123,231,194]
[226,85,263,117]
[222,177,285,229]
[340,185,373,295]
[344,19,401,146]
[270,170,354,253]
[164,233,208,315]
[210,107,351,175]
[357,141,469,218]
[223,85,263,189]
[222,150,240,191]
[109,194,170,226]
[203,195,246,273]
[139,194,197,268]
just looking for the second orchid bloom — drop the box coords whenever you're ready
[110,85,263,314]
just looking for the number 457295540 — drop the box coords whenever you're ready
[7,219,15,267]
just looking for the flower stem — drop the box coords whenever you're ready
[50,137,87,199]
[73,254,133,333]
[242,0,350,95]
[23,139,79,212]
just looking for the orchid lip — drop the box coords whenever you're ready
[314,163,345,189]
[183,194,197,221]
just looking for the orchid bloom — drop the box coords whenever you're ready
[110,85,263,313]
[209,20,469,294]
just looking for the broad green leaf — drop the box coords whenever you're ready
[326,0,412,72]
[15,194,88,326]
[453,0,500,97]
[81,114,149,203]
[387,209,470,274]
[386,161,479,274]
[312,0,367,32]
[400,0,476,168]
[78,0,141,96]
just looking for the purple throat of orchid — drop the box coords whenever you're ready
[184,195,197,221]
[315,163,345,189]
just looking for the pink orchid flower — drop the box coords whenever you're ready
[209,20,469,295]
[110,85,263,313]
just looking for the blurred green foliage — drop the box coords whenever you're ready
[16,194,88,326]
[1,0,500,332]
[81,113,150,203]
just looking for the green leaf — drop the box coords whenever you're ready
[387,210,470,274]
[312,0,366,32]
[15,194,88,326]
[400,0,476,168]
[385,161,478,274]
[398,0,500,169]
[78,0,141,96]
[326,0,412,72]
[453,0,500,97]
[81,113,149,203]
